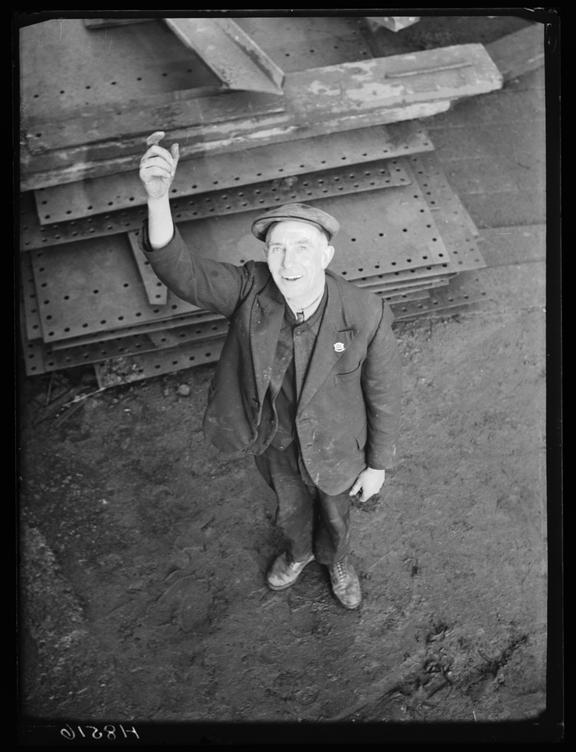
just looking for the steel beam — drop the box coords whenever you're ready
[163,18,285,95]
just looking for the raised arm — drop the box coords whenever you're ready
[139,131,180,249]
[137,132,255,319]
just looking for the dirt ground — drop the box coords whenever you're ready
[17,12,559,746]
[19,265,549,730]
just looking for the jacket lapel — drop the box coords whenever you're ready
[297,274,355,414]
[250,281,285,406]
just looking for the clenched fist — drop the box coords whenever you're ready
[139,131,180,200]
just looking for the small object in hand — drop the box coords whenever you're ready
[146,131,166,147]
[177,384,191,397]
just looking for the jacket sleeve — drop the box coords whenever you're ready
[361,300,402,470]
[139,222,251,319]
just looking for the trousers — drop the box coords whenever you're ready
[255,439,352,566]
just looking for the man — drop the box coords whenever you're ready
[138,132,402,610]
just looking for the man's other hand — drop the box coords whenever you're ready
[349,467,386,503]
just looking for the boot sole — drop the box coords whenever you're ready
[336,598,362,610]
[267,579,300,591]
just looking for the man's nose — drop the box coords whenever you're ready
[282,246,298,267]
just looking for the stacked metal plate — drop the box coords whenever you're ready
[19,16,493,387]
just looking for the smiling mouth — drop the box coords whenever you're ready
[282,275,302,281]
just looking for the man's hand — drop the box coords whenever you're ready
[139,131,180,201]
[349,467,386,503]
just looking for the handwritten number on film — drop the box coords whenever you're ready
[60,724,140,741]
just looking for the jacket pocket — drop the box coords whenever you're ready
[334,362,362,380]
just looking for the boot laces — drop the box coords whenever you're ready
[334,560,347,582]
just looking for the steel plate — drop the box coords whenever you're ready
[128,231,168,305]
[95,338,226,388]
[49,310,225,351]
[50,272,451,354]
[29,181,449,342]
[24,157,415,249]
[21,18,220,121]
[20,253,43,341]
[92,282,474,388]
[32,121,432,224]
[42,318,232,371]
[235,16,372,73]
[410,152,480,238]
[19,294,46,375]
[176,181,449,281]
[34,286,432,375]
[29,235,202,343]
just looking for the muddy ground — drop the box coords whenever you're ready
[17,12,559,747]
[19,265,550,736]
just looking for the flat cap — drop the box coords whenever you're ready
[251,202,340,242]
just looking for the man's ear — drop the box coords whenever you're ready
[323,244,335,268]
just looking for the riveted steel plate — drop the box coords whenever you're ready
[39,318,232,372]
[29,235,204,344]
[176,181,449,282]
[24,157,414,249]
[392,288,485,321]
[368,278,450,296]
[52,272,450,355]
[410,152,480,238]
[91,284,461,388]
[32,158,411,231]
[19,291,47,375]
[33,286,432,376]
[20,253,43,341]
[385,289,431,303]
[48,263,454,354]
[29,182,449,343]
[50,310,226,351]
[234,16,372,72]
[30,286,433,376]
[21,335,47,376]
[95,338,227,388]
[32,121,432,225]
[127,232,168,305]
[386,157,485,277]
[356,270,454,290]
[21,19,220,122]
[146,323,227,350]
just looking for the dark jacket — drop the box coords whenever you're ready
[142,226,402,495]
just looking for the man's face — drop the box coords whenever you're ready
[265,220,334,304]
